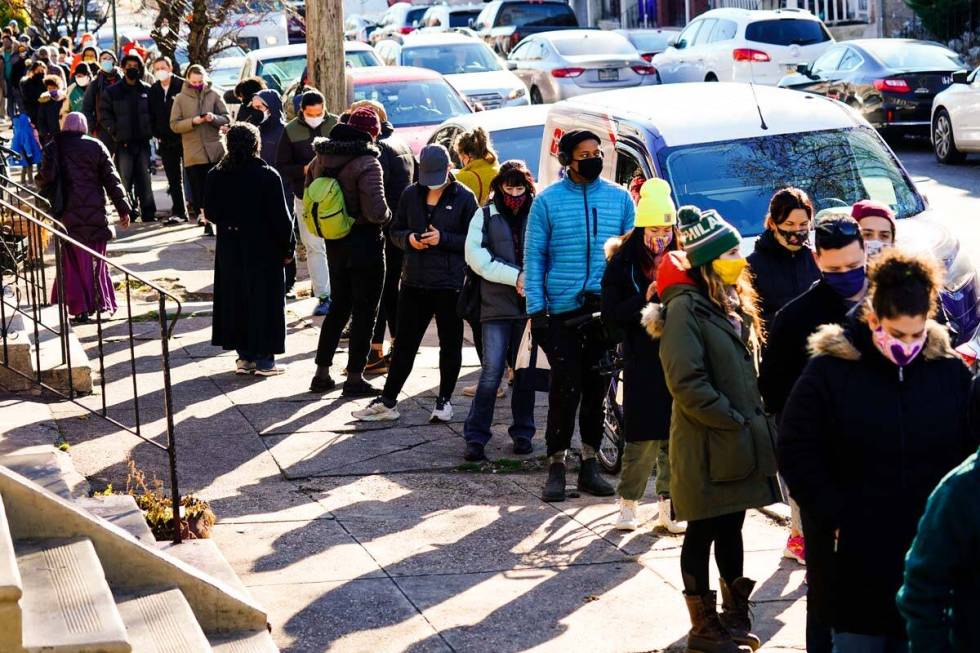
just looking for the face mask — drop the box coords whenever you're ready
[822,267,866,298]
[711,258,747,285]
[305,114,324,128]
[189,82,204,90]
[125,67,140,81]
[865,240,885,258]
[502,191,527,212]
[872,325,926,367]
[776,226,809,248]
[154,69,171,82]
[652,235,673,254]
[427,180,450,191]
[100,60,113,73]
[48,89,60,99]
[574,157,603,182]
[75,75,90,87]
[33,72,43,80]
[83,56,96,63]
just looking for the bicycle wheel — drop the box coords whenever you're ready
[598,376,624,474]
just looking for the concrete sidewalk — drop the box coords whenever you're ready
[8,171,808,652]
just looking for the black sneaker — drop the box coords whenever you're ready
[512,438,533,455]
[309,375,336,393]
[342,379,382,397]
[203,223,214,236]
[464,441,487,462]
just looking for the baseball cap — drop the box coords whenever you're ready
[419,144,451,187]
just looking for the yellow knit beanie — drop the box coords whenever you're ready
[635,178,677,228]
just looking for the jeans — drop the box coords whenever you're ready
[314,238,384,376]
[158,139,185,218]
[293,196,330,299]
[832,633,908,653]
[617,439,671,501]
[372,238,402,344]
[533,308,607,457]
[382,286,463,402]
[464,320,535,445]
[237,350,274,370]
[116,140,157,219]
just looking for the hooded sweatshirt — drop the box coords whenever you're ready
[254,88,284,165]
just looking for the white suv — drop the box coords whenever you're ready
[652,8,834,86]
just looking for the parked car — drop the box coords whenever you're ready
[370,2,432,44]
[418,4,484,32]
[506,30,657,104]
[226,0,290,50]
[779,39,966,138]
[170,44,248,74]
[931,66,980,164]
[347,66,474,155]
[428,104,550,177]
[209,56,247,91]
[653,8,834,85]
[375,32,529,109]
[345,15,379,42]
[235,42,381,93]
[472,0,579,56]
[538,82,980,347]
[613,27,682,62]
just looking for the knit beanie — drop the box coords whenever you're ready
[677,205,742,268]
[62,111,88,134]
[635,178,676,228]
[851,199,896,232]
[346,107,381,140]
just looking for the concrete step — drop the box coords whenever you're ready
[15,537,130,653]
[0,449,74,500]
[0,310,34,391]
[0,495,23,653]
[113,587,211,653]
[76,495,155,545]
[209,630,279,653]
[0,299,92,395]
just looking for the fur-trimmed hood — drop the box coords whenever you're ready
[807,319,956,362]
[604,235,624,260]
[641,301,666,340]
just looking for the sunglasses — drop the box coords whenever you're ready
[815,219,860,238]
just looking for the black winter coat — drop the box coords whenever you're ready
[36,94,64,140]
[747,229,820,332]
[378,121,417,213]
[100,79,153,144]
[779,316,979,639]
[274,113,335,199]
[82,69,122,151]
[19,73,45,124]
[204,158,295,356]
[148,77,183,143]
[759,279,850,416]
[36,131,130,243]
[255,89,284,166]
[600,233,672,441]
[391,182,478,291]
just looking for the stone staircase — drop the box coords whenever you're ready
[0,302,92,395]
[0,450,279,652]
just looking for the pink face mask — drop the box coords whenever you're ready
[872,326,926,367]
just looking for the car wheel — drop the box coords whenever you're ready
[705,73,718,82]
[530,86,543,104]
[933,110,966,165]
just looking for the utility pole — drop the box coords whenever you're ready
[111,0,119,54]
[305,0,346,115]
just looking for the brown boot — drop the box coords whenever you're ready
[683,591,749,653]
[719,577,761,651]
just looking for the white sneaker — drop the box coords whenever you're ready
[235,359,256,375]
[430,397,453,422]
[656,497,687,534]
[614,498,639,531]
[254,364,287,377]
[352,398,400,421]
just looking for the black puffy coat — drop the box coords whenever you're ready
[779,315,979,639]
[36,131,130,243]
[19,72,45,124]
[36,93,65,140]
[600,233,672,441]
[747,229,820,332]
[148,77,183,143]
[391,181,477,291]
[204,157,295,356]
[378,121,417,212]
[82,69,122,151]
[99,78,153,144]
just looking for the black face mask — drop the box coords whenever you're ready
[125,68,140,81]
[33,72,44,80]
[243,109,265,126]
[574,157,603,182]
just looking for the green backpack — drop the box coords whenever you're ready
[303,175,355,240]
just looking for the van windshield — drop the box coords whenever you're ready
[657,127,923,237]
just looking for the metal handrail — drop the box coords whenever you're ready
[0,187,185,543]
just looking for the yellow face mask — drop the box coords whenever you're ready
[711,258,747,285]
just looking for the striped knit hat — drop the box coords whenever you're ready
[677,205,742,268]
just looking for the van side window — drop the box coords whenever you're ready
[708,19,737,43]
[615,149,644,188]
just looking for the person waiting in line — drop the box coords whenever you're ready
[148,56,188,225]
[35,74,65,144]
[851,199,895,259]
[524,130,635,503]
[204,123,295,376]
[602,178,685,535]
[248,88,285,166]
[462,160,537,462]
[306,108,391,397]
[61,61,92,123]
[758,214,868,653]
[779,250,978,653]
[18,59,47,126]
[82,50,121,154]
[276,89,338,316]
[352,144,478,423]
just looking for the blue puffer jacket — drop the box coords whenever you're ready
[524,175,635,315]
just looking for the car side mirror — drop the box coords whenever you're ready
[506,60,517,70]
[797,63,814,78]
[952,70,969,84]
[669,37,684,50]
[468,17,475,28]
[223,89,240,104]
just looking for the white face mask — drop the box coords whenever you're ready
[305,114,324,128]
[865,240,885,259]
[154,69,171,82]
[75,75,90,87]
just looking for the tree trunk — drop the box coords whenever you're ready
[305,0,346,114]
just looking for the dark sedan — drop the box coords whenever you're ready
[778,39,967,137]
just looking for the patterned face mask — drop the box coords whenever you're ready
[872,326,926,367]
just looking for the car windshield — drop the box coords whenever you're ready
[744,19,831,46]
[402,43,502,74]
[658,127,923,238]
[553,34,636,57]
[626,31,676,52]
[209,65,241,89]
[353,80,471,127]
[496,3,577,28]
[255,55,307,90]
[345,50,380,67]
[489,125,545,177]
[407,7,429,25]
[450,10,481,27]
[863,41,965,70]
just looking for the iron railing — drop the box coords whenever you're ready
[0,164,186,544]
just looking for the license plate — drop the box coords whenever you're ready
[781,63,799,73]
[598,68,619,81]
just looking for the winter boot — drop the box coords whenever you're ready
[577,458,615,496]
[683,592,750,653]
[719,578,761,651]
[542,462,566,502]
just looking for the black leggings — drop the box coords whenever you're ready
[680,510,746,595]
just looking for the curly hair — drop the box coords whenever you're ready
[217,123,260,170]
[868,249,943,320]
[454,126,497,165]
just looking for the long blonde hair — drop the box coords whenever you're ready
[691,263,765,346]
[454,126,497,165]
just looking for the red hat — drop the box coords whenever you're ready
[851,200,895,231]
[346,107,381,140]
